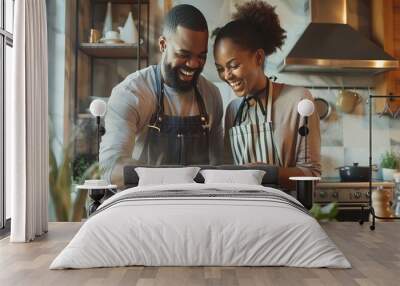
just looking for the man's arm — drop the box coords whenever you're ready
[99,85,142,188]
[108,158,139,188]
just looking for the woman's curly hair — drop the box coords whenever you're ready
[214,0,286,56]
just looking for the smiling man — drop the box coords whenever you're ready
[100,4,224,187]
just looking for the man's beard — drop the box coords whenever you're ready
[162,61,202,92]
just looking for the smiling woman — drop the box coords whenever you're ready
[213,0,321,188]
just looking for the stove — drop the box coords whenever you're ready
[314,180,395,221]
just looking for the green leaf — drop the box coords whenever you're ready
[380,151,399,169]
[310,203,338,221]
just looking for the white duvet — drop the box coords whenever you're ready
[50,183,351,269]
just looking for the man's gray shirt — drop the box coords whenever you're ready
[99,65,224,183]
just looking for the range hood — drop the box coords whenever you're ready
[278,0,399,74]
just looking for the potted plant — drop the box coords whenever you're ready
[380,151,399,181]
[49,121,102,222]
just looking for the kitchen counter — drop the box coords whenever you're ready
[317,179,395,189]
[314,179,396,221]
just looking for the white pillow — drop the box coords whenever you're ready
[135,167,200,186]
[200,169,266,185]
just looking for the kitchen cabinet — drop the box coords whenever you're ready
[76,0,150,116]
[62,0,150,166]
[372,0,400,113]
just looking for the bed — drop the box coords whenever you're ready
[50,165,351,269]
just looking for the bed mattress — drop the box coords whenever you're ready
[50,183,351,269]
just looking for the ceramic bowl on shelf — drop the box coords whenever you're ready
[100,31,124,44]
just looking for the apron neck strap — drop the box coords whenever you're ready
[266,79,273,123]
[194,86,209,123]
[234,78,273,125]
[153,65,164,117]
[153,64,209,124]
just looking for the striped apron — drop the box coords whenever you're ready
[229,81,282,166]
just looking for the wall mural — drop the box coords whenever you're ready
[47,0,385,222]
[48,0,318,222]
[95,0,322,192]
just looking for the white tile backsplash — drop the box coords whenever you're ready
[310,89,343,147]
[389,116,400,151]
[342,113,390,150]
[321,147,344,178]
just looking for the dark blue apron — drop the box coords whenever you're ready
[145,65,210,165]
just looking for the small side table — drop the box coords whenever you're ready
[76,184,117,216]
[289,176,321,210]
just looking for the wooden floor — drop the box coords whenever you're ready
[0,222,399,286]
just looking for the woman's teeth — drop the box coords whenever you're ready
[230,81,242,89]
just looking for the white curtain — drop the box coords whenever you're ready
[7,0,49,242]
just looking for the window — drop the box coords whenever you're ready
[1,0,14,233]
[5,0,13,33]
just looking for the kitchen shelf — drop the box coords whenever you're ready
[71,0,150,159]
[79,43,147,59]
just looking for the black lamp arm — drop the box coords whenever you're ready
[95,116,106,163]
[298,116,309,163]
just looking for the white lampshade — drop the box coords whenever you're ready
[89,99,107,117]
[297,99,315,117]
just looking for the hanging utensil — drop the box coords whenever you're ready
[314,98,332,120]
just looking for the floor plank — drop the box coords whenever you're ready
[0,222,399,286]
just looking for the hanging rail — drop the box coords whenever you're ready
[366,94,400,231]
[302,85,375,90]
